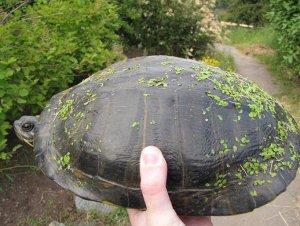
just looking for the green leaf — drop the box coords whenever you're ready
[19,89,29,97]
[0,69,14,79]
[12,144,23,153]
[17,98,27,104]
[0,57,17,65]
[0,152,10,160]
[0,90,5,97]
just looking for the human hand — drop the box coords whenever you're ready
[127,146,213,226]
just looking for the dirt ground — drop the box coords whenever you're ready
[243,44,276,57]
[0,169,75,225]
[0,135,130,226]
[0,141,81,226]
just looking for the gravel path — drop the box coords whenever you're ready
[212,44,300,226]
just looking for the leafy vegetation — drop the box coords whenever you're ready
[57,152,71,171]
[118,0,220,57]
[216,0,270,25]
[267,0,300,78]
[0,0,123,158]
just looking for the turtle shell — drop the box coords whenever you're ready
[34,56,300,216]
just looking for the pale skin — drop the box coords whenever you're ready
[127,146,213,226]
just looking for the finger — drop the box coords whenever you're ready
[127,208,145,226]
[127,208,139,218]
[180,216,213,226]
[140,146,175,215]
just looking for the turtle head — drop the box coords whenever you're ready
[14,116,39,147]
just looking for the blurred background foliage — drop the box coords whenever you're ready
[117,0,221,57]
[216,0,270,25]
[216,0,299,78]
[267,0,300,78]
[0,0,123,158]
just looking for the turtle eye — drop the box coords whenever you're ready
[22,123,34,132]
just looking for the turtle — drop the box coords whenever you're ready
[14,56,300,216]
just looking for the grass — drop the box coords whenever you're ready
[18,216,49,226]
[18,207,130,226]
[224,26,279,50]
[62,207,130,226]
[223,26,300,126]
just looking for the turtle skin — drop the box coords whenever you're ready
[33,56,300,216]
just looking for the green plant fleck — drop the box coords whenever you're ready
[248,104,263,118]
[58,99,74,120]
[214,173,227,188]
[122,67,130,72]
[161,61,172,66]
[250,190,257,197]
[277,121,288,140]
[254,179,265,186]
[260,143,285,161]
[240,136,250,144]
[75,112,84,121]
[86,123,91,130]
[173,67,184,74]
[243,158,260,176]
[57,152,71,171]
[285,113,298,133]
[217,114,223,121]
[261,163,268,173]
[84,92,97,106]
[147,78,168,88]
[130,121,140,128]
[233,145,238,152]
[207,92,229,107]
[138,78,146,83]
[77,181,87,187]
[149,120,156,125]
[195,68,212,81]
[235,172,243,180]
[143,93,150,97]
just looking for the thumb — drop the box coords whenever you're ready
[140,146,177,217]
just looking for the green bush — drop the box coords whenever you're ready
[0,0,25,12]
[118,0,217,57]
[0,0,123,159]
[268,0,300,78]
[219,0,269,25]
